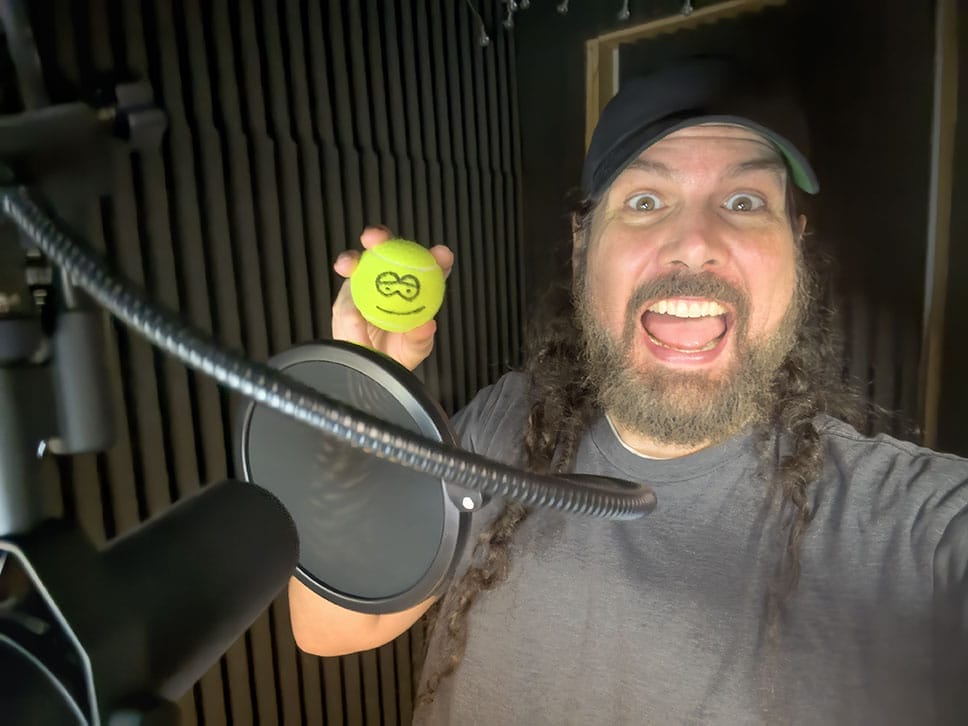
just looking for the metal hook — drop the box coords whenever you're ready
[504,0,515,29]
[462,0,491,47]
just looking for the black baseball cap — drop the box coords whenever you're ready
[581,57,819,199]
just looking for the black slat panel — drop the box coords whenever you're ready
[210,0,271,358]
[303,0,348,340]
[24,1,525,723]
[461,2,491,395]
[503,12,525,369]
[447,0,482,409]
[412,0,452,408]
[436,1,471,411]
[282,0,332,340]
[493,14,520,372]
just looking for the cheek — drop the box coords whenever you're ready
[742,245,798,335]
[584,261,621,323]
[584,241,647,327]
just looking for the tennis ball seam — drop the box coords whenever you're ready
[368,248,438,271]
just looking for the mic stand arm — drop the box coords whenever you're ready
[0,8,297,723]
[0,192,297,726]
[0,183,179,724]
[0,222,52,535]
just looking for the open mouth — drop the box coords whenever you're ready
[641,298,731,355]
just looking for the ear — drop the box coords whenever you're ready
[570,212,586,270]
[570,211,583,244]
[796,213,808,241]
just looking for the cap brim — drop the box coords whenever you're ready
[588,114,820,198]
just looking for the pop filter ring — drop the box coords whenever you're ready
[235,340,471,613]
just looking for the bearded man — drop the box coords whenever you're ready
[291,58,968,724]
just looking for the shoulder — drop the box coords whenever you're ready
[817,415,968,486]
[451,372,531,460]
[815,415,968,535]
[811,418,968,604]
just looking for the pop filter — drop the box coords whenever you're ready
[236,341,474,614]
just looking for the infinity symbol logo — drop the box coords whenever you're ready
[375,271,421,301]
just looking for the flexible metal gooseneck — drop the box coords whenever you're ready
[1,186,657,520]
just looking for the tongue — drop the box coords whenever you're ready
[643,312,726,351]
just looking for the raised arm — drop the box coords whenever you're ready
[289,225,453,656]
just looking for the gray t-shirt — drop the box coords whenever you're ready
[415,372,968,725]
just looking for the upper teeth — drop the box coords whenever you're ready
[647,299,727,318]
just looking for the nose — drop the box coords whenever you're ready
[659,208,729,271]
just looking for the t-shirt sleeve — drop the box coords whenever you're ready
[450,371,530,465]
[934,494,968,630]
[932,495,968,716]
[817,419,968,649]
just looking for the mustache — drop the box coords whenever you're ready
[626,270,750,317]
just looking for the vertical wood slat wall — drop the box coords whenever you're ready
[27,1,524,723]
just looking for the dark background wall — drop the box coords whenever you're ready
[938,1,968,456]
[514,0,965,448]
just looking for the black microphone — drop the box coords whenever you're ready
[1,479,298,721]
[98,479,298,701]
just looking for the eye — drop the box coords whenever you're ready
[625,192,663,212]
[723,193,765,212]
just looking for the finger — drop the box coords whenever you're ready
[429,244,455,279]
[360,225,394,249]
[394,320,437,371]
[403,318,437,344]
[331,277,371,345]
[333,249,361,279]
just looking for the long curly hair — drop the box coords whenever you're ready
[416,187,864,707]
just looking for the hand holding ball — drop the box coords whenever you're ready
[350,239,446,333]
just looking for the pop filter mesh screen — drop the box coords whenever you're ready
[245,358,446,601]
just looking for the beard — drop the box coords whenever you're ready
[576,268,806,448]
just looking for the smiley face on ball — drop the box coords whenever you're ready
[374,271,424,316]
[350,239,446,333]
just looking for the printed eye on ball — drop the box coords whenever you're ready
[350,239,446,333]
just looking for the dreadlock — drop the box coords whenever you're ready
[416,271,598,706]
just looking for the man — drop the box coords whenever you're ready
[291,58,968,723]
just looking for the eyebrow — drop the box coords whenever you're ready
[623,159,675,178]
[724,157,788,180]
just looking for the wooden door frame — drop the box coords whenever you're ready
[584,0,788,148]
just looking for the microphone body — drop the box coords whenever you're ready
[100,478,298,700]
[0,479,298,720]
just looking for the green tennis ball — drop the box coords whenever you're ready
[350,239,445,333]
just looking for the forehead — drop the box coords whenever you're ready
[603,124,789,200]
[638,124,784,165]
